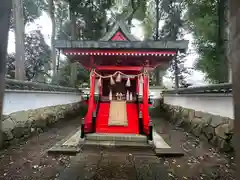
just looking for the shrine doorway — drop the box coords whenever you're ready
[101,78,136,101]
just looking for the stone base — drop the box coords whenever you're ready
[2,102,83,148]
[48,128,84,155]
[85,133,150,148]
[152,128,184,157]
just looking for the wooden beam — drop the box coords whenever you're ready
[91,66,144,71]
[86,66,154,71]
[63,49,177,57]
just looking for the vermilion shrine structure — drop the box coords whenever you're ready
[55,21,188,138]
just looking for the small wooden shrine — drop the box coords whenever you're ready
[55,20,188,136]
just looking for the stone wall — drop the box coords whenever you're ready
[1,102,86,147]
[156,102,234,152]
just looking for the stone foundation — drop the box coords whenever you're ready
[1,102,87,147]
[153,100,234,152]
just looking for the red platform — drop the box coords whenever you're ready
[95,103,139,134]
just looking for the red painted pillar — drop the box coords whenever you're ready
[85,71,95,131]
[136,77,139,95]
[90,72,95,99]
[99,78,102,96]
[143,73,149,134]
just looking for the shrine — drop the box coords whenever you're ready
[55,20,188,138]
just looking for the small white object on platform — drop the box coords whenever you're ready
[130,92,133,100]
[126,90,129,100]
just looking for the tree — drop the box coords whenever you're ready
[185,0,228,83]
[12,0,48,80]
[58,61,89,87]
[10,0,47,29]
[48,0,57,82]
[55,0,115,87]
[5,54,16,79]
[25,30,51,82]
[6,30,51,82]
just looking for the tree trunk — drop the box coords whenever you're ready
[229,0,240,176]
[218,0,228,83]
[70,5,77,87]
[154,0,160,85]
[155,0,160,40]
[13,0,25,80]
[0,0,12,148]
[49,0,57,83]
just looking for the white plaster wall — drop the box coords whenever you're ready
[3,90,82,115]
[164,94,233,119]
[149,88,163,99]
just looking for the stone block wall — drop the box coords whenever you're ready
[158,103,234,152]
[1,102,86,147]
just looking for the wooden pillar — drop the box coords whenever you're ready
[70,4,77,87]
[143,70,149,134]
[174,56,179,89]
[136,77,139,95]
[90,71,95,100]
[87,71,95,130]
[99,78,102,96]
[229,0,240,177]
[0,0,12,148]
[13,0,25,80]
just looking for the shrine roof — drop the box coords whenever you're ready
[55,20,188,53]
[55,40,189,53]
[100,21,138,41]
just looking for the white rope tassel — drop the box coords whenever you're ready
[126,77,131,87]
[109,90,112,100]
[98,77,102,87]
[130,92,133,101]
[110,76,115,85]
[126,90,129,101]
[116,72,121,82]
[139,75,143,83]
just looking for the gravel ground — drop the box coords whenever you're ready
[0,117,236,180]
[0,117,81,180]
[153,118,236,180]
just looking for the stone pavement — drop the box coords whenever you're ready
[57,146,169,180]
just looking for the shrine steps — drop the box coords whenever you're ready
[84,133,151,148]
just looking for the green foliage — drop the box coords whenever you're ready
[185,0,228,83]
[55,0,69,39]
[57,0,114,41]
[5,54,15,79]
[155,0,189,86]
[58,61,90,87]
[24,30,51,81]
[10,0,47,29]
[6,30,51,82]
